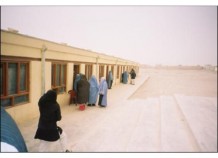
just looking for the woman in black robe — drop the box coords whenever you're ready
[34,90,69,152]
[130,69,136,85]
[76,74,90,105]
[35,90,61,141]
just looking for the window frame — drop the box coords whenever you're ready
[51,63,67,94]
[1,61,30,108]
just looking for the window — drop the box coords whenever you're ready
[1,61,29,107]
[52,63,67,94]
[85,65,92,80]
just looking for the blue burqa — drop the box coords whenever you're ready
[73,74,81,92]
[88,75,99,104]
[1,108,28,152]
[98,77,108,106]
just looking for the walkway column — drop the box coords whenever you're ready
[96,56,99,80]
[41,44,47,95]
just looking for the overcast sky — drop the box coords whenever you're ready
[1,6,217,65]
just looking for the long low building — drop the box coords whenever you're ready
[1,29,139,123]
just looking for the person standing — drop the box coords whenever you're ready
[88,75,99,106]
[98,77,108,107]
[107,71,113,89]
[34,90,69,152]
[73,74,81,92]
[130,69,136,85]
[76,74,90,110]
[122,71,129,84]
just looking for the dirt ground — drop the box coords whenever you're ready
[130,68,217,99]
[18,68,217,152]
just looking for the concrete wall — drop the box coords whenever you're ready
[1,29,139,123]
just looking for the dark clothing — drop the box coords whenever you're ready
[98,95,105,107]
[122,71,129,84]
[76,75,90,104]
[130,69,136,79]
[108,80,113,89]
[107,71,113,89]
[34,90,62,142]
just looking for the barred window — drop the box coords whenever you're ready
[52,63,67,94]
[1,61,29,107]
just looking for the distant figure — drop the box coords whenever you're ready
[107,71,113,89]
[129,69,136,85]
[98,77,108,107]
[76,74,90,109]
[122,71,129,84]
[88,75,99,106]
[1,108,28,152]
[34,90,69,152]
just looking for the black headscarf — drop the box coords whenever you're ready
[38,90,57,107]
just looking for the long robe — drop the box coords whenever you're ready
[88,75,99,104]
[122,71,129,84]
[76,75,90,104]
[130,69,136,79]
[107,71,113,89]
[98,77,108,107]
[34,90,62,142]
[73,74,81,92]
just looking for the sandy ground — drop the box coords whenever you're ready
[18,68,217,152]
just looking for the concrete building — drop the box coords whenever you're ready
[204,65,217,72]
[1,29,139,123]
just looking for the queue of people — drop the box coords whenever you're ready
[73,69,136,109]
[73,73,109,109]
[34,69,136,152]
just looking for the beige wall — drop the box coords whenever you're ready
[80,64,85,74]
[6,61,42,123]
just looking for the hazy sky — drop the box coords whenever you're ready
[1,6,217,65]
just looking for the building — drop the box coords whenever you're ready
[204,65,217,72]
[1,29,139,123]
